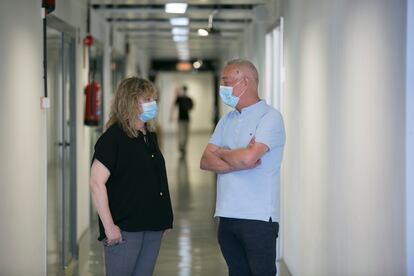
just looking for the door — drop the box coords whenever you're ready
[46,24,77,274]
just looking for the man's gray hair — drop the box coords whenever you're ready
[225,59,259,87]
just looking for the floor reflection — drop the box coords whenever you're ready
[176,158,190,211]
[176,159,192,275]
[154,133,228,276]
[178,220,191,276]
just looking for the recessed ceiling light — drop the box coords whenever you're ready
[198,28,209,36]
[165,3,188,14]
[193,60,202,69]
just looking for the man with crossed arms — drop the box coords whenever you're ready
[200,59,286,276]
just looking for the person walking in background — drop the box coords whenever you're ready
[200,59,285,276]
[172,85,194,157]
[89,77,173,276]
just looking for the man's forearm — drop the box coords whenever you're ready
[200,148,238,173]
[216,148,258,169]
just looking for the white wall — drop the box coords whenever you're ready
[155,72,214,134]
[0,1,47,274]
[233,0,407,275]
[406,0,414,274]
[282,0,406,275]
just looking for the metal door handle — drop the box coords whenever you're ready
[57,142,70,147]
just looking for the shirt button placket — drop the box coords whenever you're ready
[235,117,242,137]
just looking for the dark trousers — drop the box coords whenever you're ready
[218,217,279,276]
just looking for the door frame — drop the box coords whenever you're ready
[46,14,78,266]
[265,16,285,263]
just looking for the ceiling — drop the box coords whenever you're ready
[91,0,269,61]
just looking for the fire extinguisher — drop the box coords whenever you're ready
[84,81,101,126]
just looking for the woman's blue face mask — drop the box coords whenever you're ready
[219,79,246,108]
[139,101,157,122]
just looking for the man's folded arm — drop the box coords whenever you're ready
[200,143,237,174]
[216,139,268,170]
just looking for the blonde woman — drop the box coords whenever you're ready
[90,77,173,276]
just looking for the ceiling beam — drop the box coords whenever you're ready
[107,18,252,24]
[92,4,257,11]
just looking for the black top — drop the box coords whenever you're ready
[92,124,173,241]
[175,96,193,121]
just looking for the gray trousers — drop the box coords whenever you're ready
[103,231,163,276]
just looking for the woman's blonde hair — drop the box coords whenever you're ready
[106,76,157,137]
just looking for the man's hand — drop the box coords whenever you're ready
[245,138,261,168]
[248,156,261,169]
[247,137,256,148]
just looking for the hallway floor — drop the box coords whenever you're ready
[76,132,228,276]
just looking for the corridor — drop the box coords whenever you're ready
[0,0,413,275]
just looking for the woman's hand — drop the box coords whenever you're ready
[104,224,123,246]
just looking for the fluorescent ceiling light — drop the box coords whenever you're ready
[177,49,189,54]
[177,47,189,52]
[172,27,189,35]
[165,3,188,14]
[170,17,189,26]
[178,53,189,58]
[176,43,189,50]
[198,28,209,36]
[176,49,189,54]
[176,42,188,48]
[178,56,190,62]
[173,35,188,42]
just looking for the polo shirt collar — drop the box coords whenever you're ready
[239,100,265,115]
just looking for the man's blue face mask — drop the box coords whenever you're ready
[219,79,246,109]
[139,101,157,122]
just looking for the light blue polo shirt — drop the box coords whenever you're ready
[209,100,285,222]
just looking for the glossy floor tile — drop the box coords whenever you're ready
[76,132,228,276]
